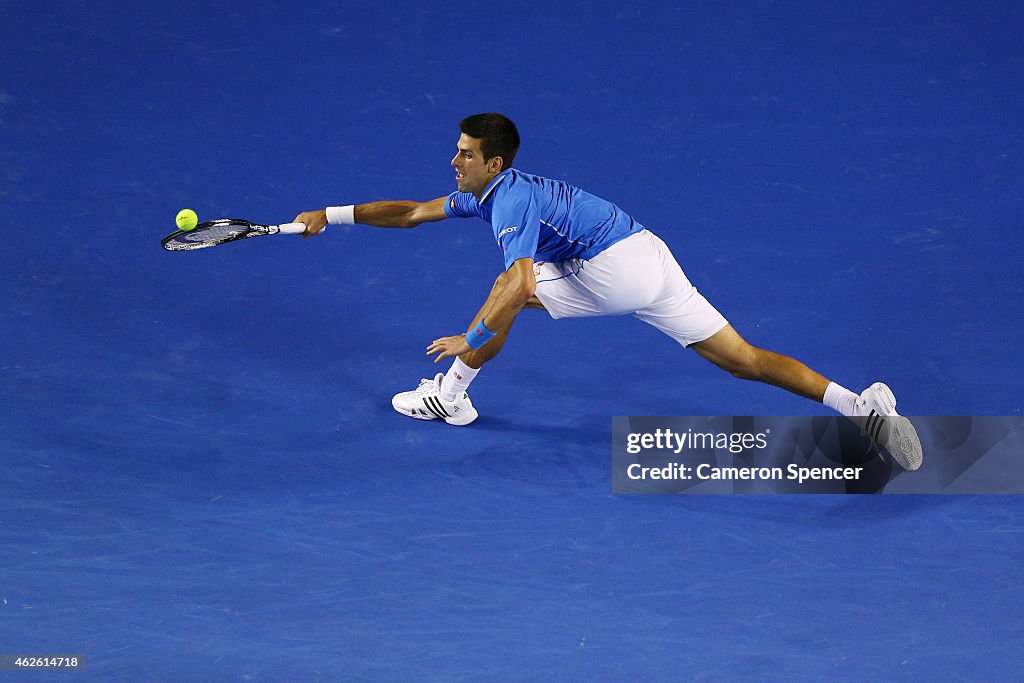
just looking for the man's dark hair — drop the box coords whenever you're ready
[460,113,520,169]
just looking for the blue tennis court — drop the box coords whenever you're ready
[2,1,1022,679]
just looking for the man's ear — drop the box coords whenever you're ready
[488,156,505,173]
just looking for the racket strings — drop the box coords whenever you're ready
[183,223,246,243]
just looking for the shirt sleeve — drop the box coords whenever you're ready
[492,190,540,270]
[444,191,478,218]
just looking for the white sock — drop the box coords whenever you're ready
[822,381,860,417]
[440,357,479,402]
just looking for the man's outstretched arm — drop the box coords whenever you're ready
[294,197,449,236]
[427,257,537,364]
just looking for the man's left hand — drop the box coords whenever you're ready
[427,334,470,363]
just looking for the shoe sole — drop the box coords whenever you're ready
[886,416,923,471]
[443,410,478,426]
[864,382,923,471]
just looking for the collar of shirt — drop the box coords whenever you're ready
[479,169,513,204]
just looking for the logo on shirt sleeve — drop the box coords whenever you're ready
[497,226,519,252]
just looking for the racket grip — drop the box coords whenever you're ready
[276,222,312,235]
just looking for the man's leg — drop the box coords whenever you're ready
[688,324,831,402]
[688,324,923,469]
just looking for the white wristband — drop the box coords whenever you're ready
[326,205,356,225]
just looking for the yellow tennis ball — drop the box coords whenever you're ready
[176,208,198,231]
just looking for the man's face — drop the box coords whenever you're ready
[451,133,501,196]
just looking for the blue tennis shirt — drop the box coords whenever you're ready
[445,169,645,270]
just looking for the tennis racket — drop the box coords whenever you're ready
[161,219,318,251]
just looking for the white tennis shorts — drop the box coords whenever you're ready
[533,230,728,347]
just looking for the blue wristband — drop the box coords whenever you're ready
[466,319,496,349]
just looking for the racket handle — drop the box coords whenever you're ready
[276,222,323,235]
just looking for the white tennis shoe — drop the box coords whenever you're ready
[391,373,478,426]
[856,382,923,471]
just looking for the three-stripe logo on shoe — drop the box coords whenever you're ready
[865,411,885,442]
[422,396,450,419]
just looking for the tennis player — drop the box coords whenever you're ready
[294,113,923,470]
